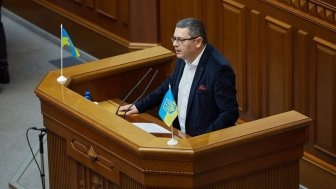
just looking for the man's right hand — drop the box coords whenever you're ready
[118,104,139,116]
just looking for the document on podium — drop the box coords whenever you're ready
[132,122,171,134]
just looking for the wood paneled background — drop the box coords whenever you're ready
[33,0,160,50]
[160,1,336,188]
[3,0,336,188]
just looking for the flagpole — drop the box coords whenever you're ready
[161,84,178,146]
[57,24,67,84]
[60,24,63,76]
[167,125,178,145]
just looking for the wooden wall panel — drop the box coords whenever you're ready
[313,37,336,158]
[221,0,246,112]
[93,0,127,39]
[86,0,94,8]
[96,0,117,20]
[296,30,309,119]
[128,0,159,44]
[250,10,262,119]
[263,16,293,116]
[32,0,158,50]
[296,30,310,144]
[120,0,129,25]
[201,0,218,47]
[171,0,201,21]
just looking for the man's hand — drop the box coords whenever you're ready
[118,104,139,116]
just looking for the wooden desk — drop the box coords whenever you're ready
[99,99,188,139]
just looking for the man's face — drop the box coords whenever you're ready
[172,27,199,63]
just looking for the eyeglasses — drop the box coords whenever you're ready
[171,36,199,44]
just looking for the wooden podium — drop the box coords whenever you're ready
[35,46,311,189]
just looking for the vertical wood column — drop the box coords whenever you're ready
[47,131,69,189]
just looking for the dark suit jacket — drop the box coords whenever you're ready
[135,44,239,136]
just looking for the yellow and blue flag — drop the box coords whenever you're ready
[158,87,178,127]
[61,27,80,57]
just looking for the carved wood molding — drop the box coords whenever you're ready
[261,0,336,31]
[303,152,336,174]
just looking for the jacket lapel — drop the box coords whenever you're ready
[186,45,211,115]
[173,59,185,100]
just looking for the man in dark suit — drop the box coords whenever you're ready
[0,0,10,85]
[119,18,239,136]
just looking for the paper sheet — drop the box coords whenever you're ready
[132,122,171,134]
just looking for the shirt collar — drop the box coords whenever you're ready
[184,45,207,67]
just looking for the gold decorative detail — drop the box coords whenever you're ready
[308,2,317,15]
[87,146,97,162]
[292,0,299,8]
[270,0,336,26]
[325,9,334,23]
[91,175,102,189]
[317,5,325,19]
[79,180,85,189]
[300,0,308,11]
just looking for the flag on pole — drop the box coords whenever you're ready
[158,86,178,127]
[61,27,80,57]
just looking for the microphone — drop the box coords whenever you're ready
[115,68,153,115]
[30,127,48,132]
[116,68,158,116]
[122,69,158,118]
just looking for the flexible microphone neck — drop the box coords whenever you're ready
[122,69,158,118]
[116,68,156,115]
[116,68,153,115]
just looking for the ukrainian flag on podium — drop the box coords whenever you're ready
[158,87,178,127]
[61,27,80,58]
